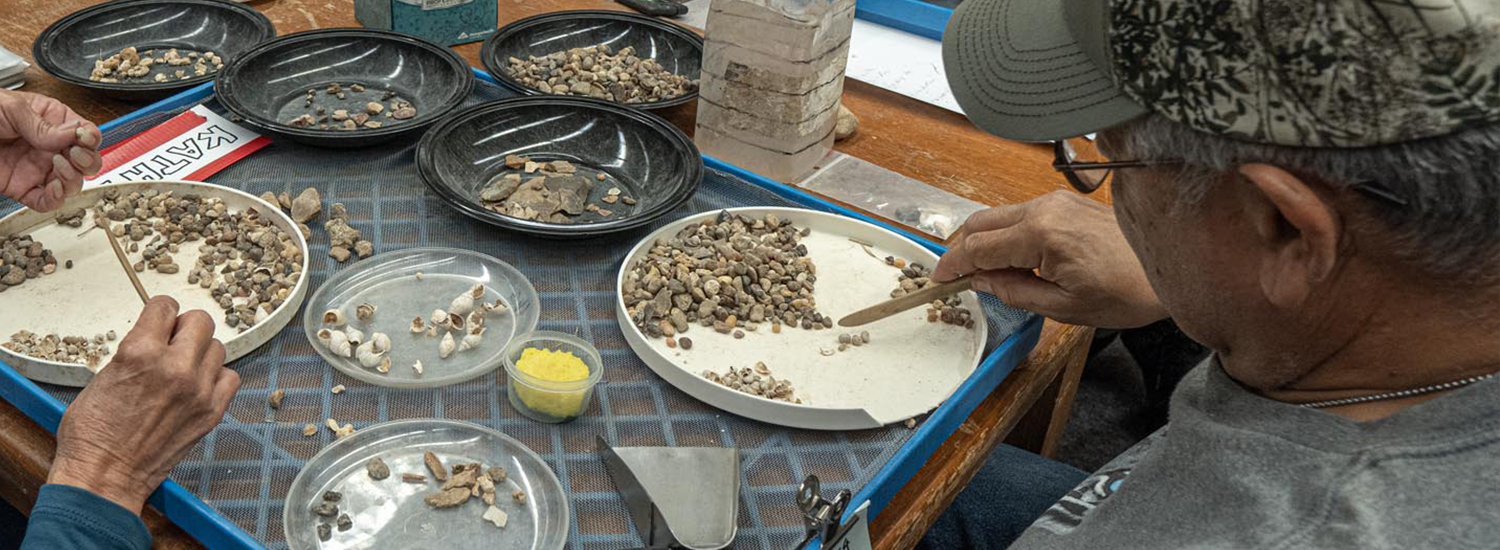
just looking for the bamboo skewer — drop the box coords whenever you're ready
[103,228,150,305]
[837,275,973,327]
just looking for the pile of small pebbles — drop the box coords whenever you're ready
[91,189,305,334]
[701,362,799,403]
[834,330,870,352]
[2,330,116,368]
[623,211,832,349]
[478,155,634,224]
[884,258,976,328]
[0,234,59,292]
[257,187,372,263]
[285,83,418,131]
[89,47,222,83]
[310,491,353,542]
[324,202,372,263]
[505,45,697,104]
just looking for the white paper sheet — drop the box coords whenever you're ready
[846,18,962,114]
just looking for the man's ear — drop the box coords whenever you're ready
[1237,164,1341,310]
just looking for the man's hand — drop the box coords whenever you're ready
[934,191,1168,329]
[0,90,103,212]
[47,297,239,515]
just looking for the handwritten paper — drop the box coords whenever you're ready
[846,18,962,114]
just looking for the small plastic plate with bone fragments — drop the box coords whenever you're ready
[284,418,568,550]
[302,247,541,388]
[0,181,309,387]
[616,207,988,431]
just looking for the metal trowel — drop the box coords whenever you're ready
[597,436,740,549]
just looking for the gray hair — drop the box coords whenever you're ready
[1098,115,1500,286]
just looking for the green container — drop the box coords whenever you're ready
[355,0,496,46]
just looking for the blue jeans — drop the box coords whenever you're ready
[916,445,1088,550]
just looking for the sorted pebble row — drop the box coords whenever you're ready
[477,155,634,224]
[833,330,871,353]
[90,189,305,334]
[505,45,698,104]
[285,83,418,131]
[0,234,60,292]
[701,362,800,404]
[624,212,832,349]
[89,47,223,83]
[2,330,116,368]
[884,258,977,328]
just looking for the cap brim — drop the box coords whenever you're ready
[943,0,1147,142]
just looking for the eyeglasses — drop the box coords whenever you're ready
[1050,138,1409,209]
[1051,138,1181,194]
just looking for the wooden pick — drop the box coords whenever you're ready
[837,275,973,328]
[103,229,150,305]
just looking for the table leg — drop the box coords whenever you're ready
[1004,326,1092,458]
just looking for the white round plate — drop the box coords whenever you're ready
[616,207,987,430]
[302,247,541,388]
[284,419,569,550]
[0,181,309,387]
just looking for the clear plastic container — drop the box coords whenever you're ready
[503,331,603,423]
[283,418,569,550]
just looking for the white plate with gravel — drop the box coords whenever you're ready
[616,207,988,430]
[0,181,310,387]
[284,418,568,550]
[303,247,540,388]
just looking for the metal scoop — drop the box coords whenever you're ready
[597,436,741,549]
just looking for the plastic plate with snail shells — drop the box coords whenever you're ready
[616,207,987,430]
[0,181,310,387]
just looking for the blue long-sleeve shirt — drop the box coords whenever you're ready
[20,484,151,550]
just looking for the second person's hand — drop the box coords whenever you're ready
[934,191,1168,329]
[0,90,102,212]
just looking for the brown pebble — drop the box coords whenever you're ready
[366,457,391,480]
[733,330,744,339]
[666,338,677,348]
[679,337,693,350]
[596,173,607,181]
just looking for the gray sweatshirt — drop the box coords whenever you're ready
[1012,361,1500,549]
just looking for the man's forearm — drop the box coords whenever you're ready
[20,484,151,550]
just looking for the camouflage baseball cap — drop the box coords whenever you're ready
[944,0,1500,147]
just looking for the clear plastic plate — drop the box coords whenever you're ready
[302,247,540,388]
[283,419,569,550]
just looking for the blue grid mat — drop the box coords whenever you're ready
[0,77,1036,549]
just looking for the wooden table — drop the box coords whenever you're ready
[0,1,1096,548]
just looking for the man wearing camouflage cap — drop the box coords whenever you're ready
[923,0,1500,548]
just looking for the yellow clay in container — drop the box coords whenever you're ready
[514,347,590,418]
